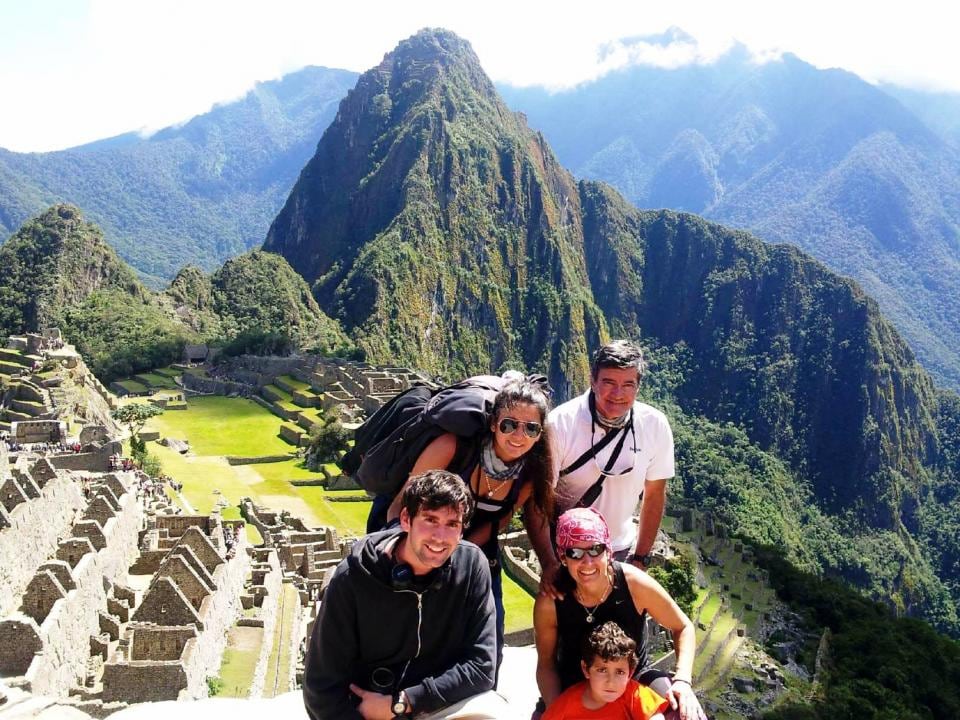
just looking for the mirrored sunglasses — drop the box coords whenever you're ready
[498,417,543,438]
[563,544,606,560]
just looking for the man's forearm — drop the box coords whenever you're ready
[671,623,697,682]
[303,662,363,720]
[524,503,557,571]
[634,481,666,555]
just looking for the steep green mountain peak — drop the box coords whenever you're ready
[264,28,602,391]
[0,204,146,335]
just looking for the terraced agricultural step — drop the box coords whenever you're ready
[3,409,33,422]
[695,592,722,629]
[261,384,292,404]
[110,380,149,396]
[10,398,48,416]
[694,613,739,681]
[274,374,311,394]
[271,401,300,421]
[250,394,286,419]
[134,372,178,389]
[295,411,323,432]
[292,389,321,408]
[152,367,182,378]
[279,422,306,446]
[12,379,46,403]
[698,631,747,693]
[0,360,26,376]
[0,348,32,367]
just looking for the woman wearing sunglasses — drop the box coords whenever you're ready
[385,377,556,675]
[534,508,705,720]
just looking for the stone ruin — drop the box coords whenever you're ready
[2,330,119,444]
[0,462,143,702]
[0,435,253,714]
[183,353,434,418]
[239,499,358,686]
[239,499,348,604]
[100,514,250,705]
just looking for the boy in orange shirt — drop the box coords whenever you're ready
[543,622,669,719]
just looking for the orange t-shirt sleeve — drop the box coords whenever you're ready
[625,681,669,719]
[542,686,579,720]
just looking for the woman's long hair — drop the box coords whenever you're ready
[490,378,556,521]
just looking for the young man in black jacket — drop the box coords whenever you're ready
[303,470,507,719]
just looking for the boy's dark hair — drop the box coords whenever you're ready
[401,469,475,525]
[582,621,638,670]
[591,340,646,382]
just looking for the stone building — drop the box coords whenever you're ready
[239,499,346,604]
[0,468,142,698]
[101,516,250,704]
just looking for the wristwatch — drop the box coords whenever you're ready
[627,552,651,566]
[391,690,411,718]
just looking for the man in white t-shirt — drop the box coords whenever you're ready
[530,340,675,597]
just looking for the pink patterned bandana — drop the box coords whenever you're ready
[555,507,610,550]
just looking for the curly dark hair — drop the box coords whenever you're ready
[582,621,638,670]
[491,379,555,521]
[401,469,475,525]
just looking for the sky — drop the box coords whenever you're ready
[1,0,958,152]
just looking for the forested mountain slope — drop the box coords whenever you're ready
[0,67,357,285]
[500,48,960,391]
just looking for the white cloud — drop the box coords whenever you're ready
[0,0,958,151]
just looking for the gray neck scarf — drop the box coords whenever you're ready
[480,436,525,481]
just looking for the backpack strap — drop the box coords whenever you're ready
[573,421,632,509]
[558,425,623,477]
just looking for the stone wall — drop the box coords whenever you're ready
[501,545,540,597]
[181,537,251,699]
[101,661,188,703]
[181,375,253,397]
[50,441,121,473]
[129,625,198,661]
[0,470,84,616]
[248,549,283,699]
[16,477,142,697]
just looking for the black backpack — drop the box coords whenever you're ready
[341,375,510,497]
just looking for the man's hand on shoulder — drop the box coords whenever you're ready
[349,684,395,720]
[537,559,565,600]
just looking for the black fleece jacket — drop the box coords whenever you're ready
[302,527,496,719]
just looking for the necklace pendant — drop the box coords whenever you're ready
[586,611,594,623]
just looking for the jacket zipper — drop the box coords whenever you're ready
[396,590,424,689]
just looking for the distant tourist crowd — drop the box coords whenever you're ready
[2,433,69,454]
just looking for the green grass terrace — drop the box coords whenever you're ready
[143,395,371,535]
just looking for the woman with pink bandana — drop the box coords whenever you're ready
[533,508,706,720]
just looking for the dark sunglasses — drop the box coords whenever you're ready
[563,544,606,560]
[498,417,543,438]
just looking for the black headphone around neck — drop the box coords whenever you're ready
[390,561,445,592]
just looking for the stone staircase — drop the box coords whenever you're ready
[256,375,329,447]
[1,377,55,433]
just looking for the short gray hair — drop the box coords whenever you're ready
[590,340,646,381]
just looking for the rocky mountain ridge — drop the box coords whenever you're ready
[499,49,960,391]
[0,205,350,381]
